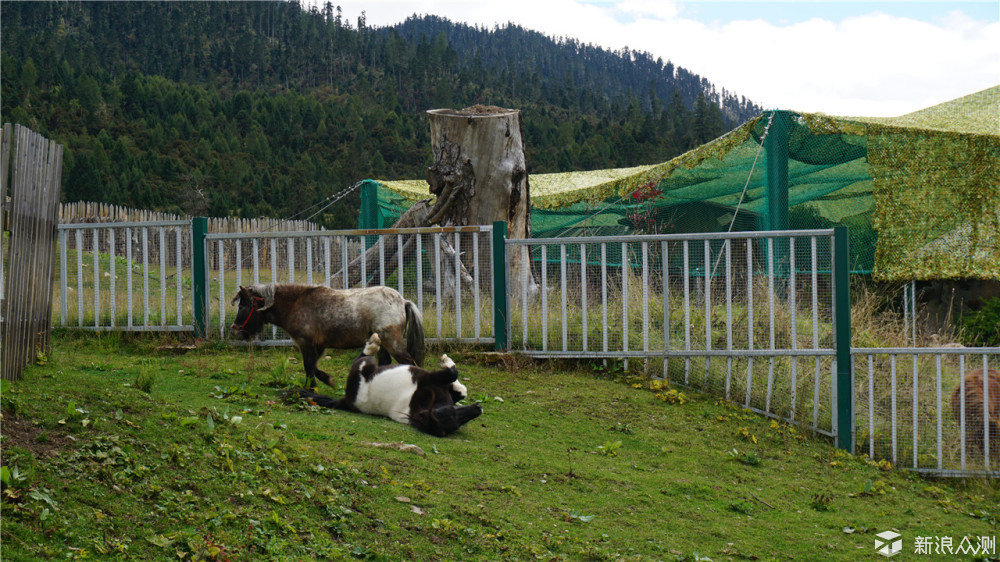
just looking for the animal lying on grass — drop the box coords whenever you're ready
[951,368,1000,458]
[295,335,482,437]
[230,283,425,389]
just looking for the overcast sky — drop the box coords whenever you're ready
[311,0,1000,117]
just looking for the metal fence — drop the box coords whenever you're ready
[206,225,496,346]
[853,348,999,477]
[57,220,194,331]
[35,217,1000,477]
[506,229,843,437]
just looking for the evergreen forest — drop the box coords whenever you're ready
[1,1,760,228]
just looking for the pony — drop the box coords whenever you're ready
[950,368,1000,457]
[297,334,482,437]
[231,283,425,389]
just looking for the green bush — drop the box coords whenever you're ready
[961,296,1000,346]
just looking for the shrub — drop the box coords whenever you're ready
[961,297,1000,346]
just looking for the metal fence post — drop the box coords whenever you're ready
[192,217,208,338]
[492,221,508,351]
[359,180,380,254]
[833,226,853,452]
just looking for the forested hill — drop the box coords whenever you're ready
[390,15,756,125]
[0,1,760,228]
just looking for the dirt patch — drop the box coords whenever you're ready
[1,414,74,459]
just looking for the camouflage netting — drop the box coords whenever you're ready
[370,86,999,280]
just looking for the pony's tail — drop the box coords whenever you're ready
[405,300,425,367]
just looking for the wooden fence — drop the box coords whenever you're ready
[59,201,326,234]
[1,123,64,381]
[58,202,342,275]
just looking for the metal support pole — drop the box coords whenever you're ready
[765,110,791,286]
[359,180,380,254]
[191,217,208,338]
[764,110,790,232]
[833,226,853,452]
[491,221,509,351]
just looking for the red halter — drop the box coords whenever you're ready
[232,296,265,333]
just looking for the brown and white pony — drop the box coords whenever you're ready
[231,283,424,389]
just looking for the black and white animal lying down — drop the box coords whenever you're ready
[297,335,482,437]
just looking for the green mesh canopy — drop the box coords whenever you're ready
[371,86,1000,281]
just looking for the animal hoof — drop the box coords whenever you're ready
[440,354,455,369]
[363,333,382,356]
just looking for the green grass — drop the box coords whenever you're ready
[2,331,997,561]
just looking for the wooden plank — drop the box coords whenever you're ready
[1,125,63,380]
[3,126,29,379]
[1,124,10,305]
[33,137,62,357]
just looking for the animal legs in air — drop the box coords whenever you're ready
[424,355,459,385]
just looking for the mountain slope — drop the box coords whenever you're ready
[1,1,759,226]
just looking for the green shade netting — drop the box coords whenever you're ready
[370,86,1000,281]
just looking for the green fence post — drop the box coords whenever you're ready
[833,226,853,452]
[359,180,380,230]
[359,180,380,255]
[765,110,791,289]
[764,110,790,233]
[192,217,208,339]
[491,221,509,351]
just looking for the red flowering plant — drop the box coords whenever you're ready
[625,180,669,234]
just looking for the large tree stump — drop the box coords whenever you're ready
[425,105,537,298]
[332,105,537,299]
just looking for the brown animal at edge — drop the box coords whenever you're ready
[950,368,1000,457]
[230,283,425,389]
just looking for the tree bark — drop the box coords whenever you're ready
[333,105,538,299]
[425,105,537,298]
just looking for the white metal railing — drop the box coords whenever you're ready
[506,229,840,434]
[57,220,193,331]
[852,348,999,477]
[41,217,1000,478]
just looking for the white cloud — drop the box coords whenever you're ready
[616,0,682,21]
[316,1,1000,117]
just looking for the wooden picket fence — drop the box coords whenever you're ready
[57,202,344,275]
[59,201,326,235]
[1,123,65,381]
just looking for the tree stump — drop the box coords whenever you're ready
[425,105,537,298]
[332,105,537,299]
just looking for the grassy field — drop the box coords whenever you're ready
[1,331,997,561]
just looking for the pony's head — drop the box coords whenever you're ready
[230,284,274,338]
